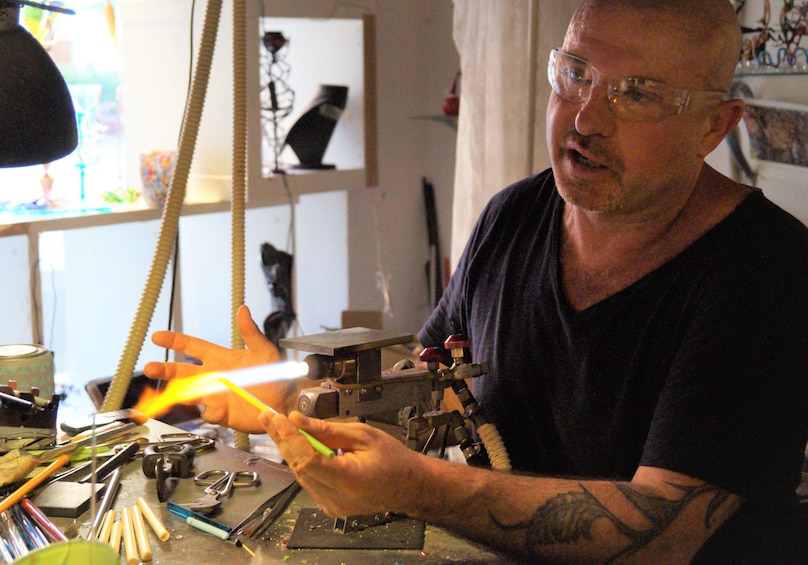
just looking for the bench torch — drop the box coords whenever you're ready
[280,328,511,471]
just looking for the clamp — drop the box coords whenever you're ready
[142,443,195,501]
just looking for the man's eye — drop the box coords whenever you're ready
[614,80,664,105]
[622,87,655,103]
[562,65,589,84]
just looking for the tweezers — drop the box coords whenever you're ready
[229,480,302,540]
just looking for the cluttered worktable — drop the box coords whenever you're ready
[11,418,514,564]
[0,328,523,563]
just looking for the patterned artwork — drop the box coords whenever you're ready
[743,99,808,167]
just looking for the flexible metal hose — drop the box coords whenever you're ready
[102,0,223,412]
[450,380,512,472]
[476,422,511,472]
[230,0,250,452]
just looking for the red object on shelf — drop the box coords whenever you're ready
[442,71,461,117]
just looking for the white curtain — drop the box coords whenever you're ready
[450,1,577,268]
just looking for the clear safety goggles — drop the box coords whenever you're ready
[547,48,726,121]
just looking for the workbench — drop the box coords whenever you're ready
[45,420,516,564]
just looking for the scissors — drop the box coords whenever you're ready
[181,469,261,514]
[131,433,216,456]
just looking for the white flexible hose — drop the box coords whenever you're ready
[102,0,223,412]
[230,0,250,452]
[477,422,512,472]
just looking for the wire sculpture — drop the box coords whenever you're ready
[259,31,295,173]
[737,0,808,72]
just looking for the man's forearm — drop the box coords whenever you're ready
[407,459,741,564]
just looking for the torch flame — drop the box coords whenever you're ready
[133,361,309,420]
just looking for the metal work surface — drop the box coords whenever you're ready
[48,420,516,564]
[280,328,416,355]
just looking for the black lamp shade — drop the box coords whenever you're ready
[0,6,78,168]
[283,84,348,170]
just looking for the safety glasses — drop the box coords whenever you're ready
[548,48,725,121]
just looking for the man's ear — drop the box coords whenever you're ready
[698,99,745,158]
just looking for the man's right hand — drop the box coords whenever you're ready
[143,304,300,433]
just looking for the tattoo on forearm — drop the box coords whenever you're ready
[489,481,729,562]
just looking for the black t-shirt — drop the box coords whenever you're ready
[420,169,808,562]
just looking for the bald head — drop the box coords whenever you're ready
[569,0,741,92]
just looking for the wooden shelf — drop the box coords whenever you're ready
[0,168,366,238]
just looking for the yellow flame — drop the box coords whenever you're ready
[133,361,309,419]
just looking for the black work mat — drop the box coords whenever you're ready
[287,508,425,549]
[34,481,106,518]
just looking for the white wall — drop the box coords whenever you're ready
[178,192,348,348]
[0,236,33,344]
[347,1,459,333]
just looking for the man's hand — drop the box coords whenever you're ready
[261,411,427,517]
[143,305,298,432]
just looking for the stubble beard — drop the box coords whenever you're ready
[554,159,626,215]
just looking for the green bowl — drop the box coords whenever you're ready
[11,540,118,565]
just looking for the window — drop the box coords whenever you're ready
[0,1,122,208]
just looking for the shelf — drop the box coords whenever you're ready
[245,9,378,189]
[735,69,808,77]
[410,115,458,132]
[0,168,367,238]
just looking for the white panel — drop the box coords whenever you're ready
[0,236,33,344]
[61,221,171,382]
[39,232,66,362]
[176,211,241,348]
[294,190,349,335]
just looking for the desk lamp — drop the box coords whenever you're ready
[0,1,78,167]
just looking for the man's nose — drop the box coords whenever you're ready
[573,83,617,137]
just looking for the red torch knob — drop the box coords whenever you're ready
[444,334,470,364]
[443,334,470,350]
[419,346,445,370]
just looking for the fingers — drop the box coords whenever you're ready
[237,305,281,363]
[262,411,300,451]
[142,360,206,381]
[289,411,378,451]
[148,306,280,374]
[265,411,369,463]
[197,404,228,427]
[261,413,397,517]
[150,330,223,362]
[263,412,332,467]
[142,361,166,380]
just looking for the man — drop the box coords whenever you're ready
[145,1,808,562]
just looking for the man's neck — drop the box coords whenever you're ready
[560,166,749,311]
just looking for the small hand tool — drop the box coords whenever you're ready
[246,480,302,540]
[179,469,260,514]
[167,501,232,535]
[77,441,139,484]
[89,466,124,538]
[0,421,137,488]
[142,443,195,502]
[116,432,215,457]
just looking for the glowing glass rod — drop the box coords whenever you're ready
[218,378,335,458]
